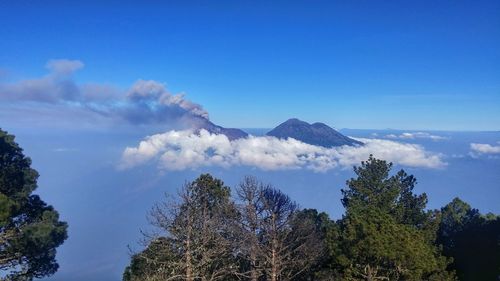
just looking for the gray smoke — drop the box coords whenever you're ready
[0,59,210,128]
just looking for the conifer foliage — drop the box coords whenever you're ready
[0,129,68,280]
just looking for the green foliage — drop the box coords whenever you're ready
[341,156,430,228]
[123,237,180,281]
[331,155,455,280]
[291,209,334,280]
[0,128,68,280]
[438,198,500,280]
[123,157,500,281]
[333,207,452,280]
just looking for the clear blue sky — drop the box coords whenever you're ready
[1,0,499,130]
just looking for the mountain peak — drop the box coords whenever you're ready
[190,116,248,140]
[266,118,362,147]
[284,118,304,123]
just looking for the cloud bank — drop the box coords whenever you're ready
[120,130,446,172]
[0,59,208,127]
[470,142,500,155]
[385,132,448,141]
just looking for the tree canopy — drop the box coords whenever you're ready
[330,156,454,280]
[438,198,500,280]
[123,156,498,281]
[0,128,68,280]
[124,175,324,281]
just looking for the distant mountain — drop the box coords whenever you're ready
[190,116,248,140]
[266,118,363,147]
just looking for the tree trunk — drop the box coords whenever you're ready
[270,242,277,281]
[250,251,258,281]
[186,238,193,281]
[186,211,193,281]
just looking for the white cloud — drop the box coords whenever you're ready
[52,147,78,152]
[384,132,448,141]
[120,130,446,172]
[46,59,84,75]
[470,142,500,154]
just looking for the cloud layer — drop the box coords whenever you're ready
[385,132,448,141]
[0,59,208,127]
[120,130,446,172]
[470,142,500,155]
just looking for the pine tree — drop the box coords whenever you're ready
[329,156,455,280]
[0,128,68,280]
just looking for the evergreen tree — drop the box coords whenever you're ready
[438,198,500,280]
[0,128,68,280]
[290,208,332,280]
[330,156,454,280]
[341,156,429,229]
[123,237,179,281]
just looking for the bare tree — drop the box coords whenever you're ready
[125,175,323,281]
[235,176,266,281]
[126,174,238,281]
[235,176,323,281]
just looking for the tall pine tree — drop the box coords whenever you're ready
[329,156,454,280]
[0,128,68,280]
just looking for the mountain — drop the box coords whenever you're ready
[266,118,363,147]
[190,116,248,140]
[202,121,249,140]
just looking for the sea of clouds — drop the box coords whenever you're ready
[120,129,446,172]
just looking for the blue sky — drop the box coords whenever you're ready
[1,0,499,130]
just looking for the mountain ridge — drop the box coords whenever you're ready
[190,116,249,140]
[266,118,363,147]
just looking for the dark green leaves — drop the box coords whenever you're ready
[333,155,455,280]
[0,128,68,280]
